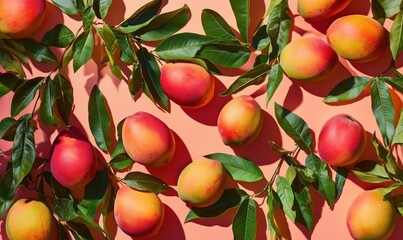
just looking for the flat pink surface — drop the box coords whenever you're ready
[1,0,403,239]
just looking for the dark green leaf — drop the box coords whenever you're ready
[68,222,93,240]
[155,33,218,60]
[4,40,29,63]
[110,138,126,158]
[185,189,248,222]
[197,43,250,68]
[229,0,250,42]
[202,9,239,43]
[88,85,112,152]
[109,153,134,170]
[382,77,403,93]
[51,0,78,15]
[18,39,57,63]
[371,79,396,146]
[128,63,143,98]
[101,184,115,235]
[267,189,284,240]
[274,103,313,153]
[220,63,270,96]
[268,141,293,154]
[372,132,399,175]
[77,171,108,219]
[51,175,72,199]
[57,222,71,240]
[204,153,264,182]
[11,77,43,117]
[371,0,386,24]
[39,78,61,126]
[0,117,18,141]
[266,63,283,106]
[62,47,74,68]
[42,24,75,47]
[119,0,162,33]
[0,49,26,78]
[350,160,392,183]
[324,76,373,103]
[252,23,270,51]
[54,73,74,126]
[82,7,96,30]
[390,11,403,60]
[372,0,401,21]
[93,0,112,19]
[335,167,348,199]
[392,109,403,145]
[124,171,170,194]
[233,198,257,240]
[11,118,35,186]
[113,29,135,63]
[0,170,16,219]
[95,24,117,65]
[0,73,19,98]
[73,30,94,72]
[267,0,292,59]
[294,187,314,232]
[139,4,191,41]
[276,176,296,221]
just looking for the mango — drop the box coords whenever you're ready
[298,0,352,20]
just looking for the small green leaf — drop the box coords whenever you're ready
[0,73,19,97]
[54,73,74,126]
[197,43,250,68]
[185,189,248,222]
[113,29,136,63]
[266,63,283,106]
[381,77,403,93]
[110,138,126,158]
[390,11,403,60]
[335,167,348,199]
[123,171,170,194]
[4,40,29,63]
[371,132,399,175]
[383,182,403,196]
[276,176,296,222]
[95,23,117,65]
[371,79,396,146]
[268,141,293,154]
[108,153,134,170]
[274,103,313,153]
[42,24,75,47]
[73,30,94,72]
[267,189,284,240]
[11,77,44,117]
[371,0,386,24]
[77,172,108,220]
[294,187,314,232]
[39,78,61,126]
[324,76,373,103]
[349,160,392,183]
[119,0,162,33]
[202,9,239,43]
[229,0,250,42]
[220,63,270,96]
[93,0,112,19]
[155,33,218,60]
[88,85,112,152]
[372,0,401,21]
[52,0,78,15]
[392,109,403,145]
[0,49,26,78]
[252,23,270,51]
[0,117,18,141]
[204,153,264,182]
[82,7,96,30]
[101,184,115,237]
[267,0,292,59]
[0,170,17,219]
[128,63,143,98]
[18,39,58,63]
[233,198,257,240]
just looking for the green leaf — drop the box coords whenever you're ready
[73,30,94,72]
[4,40,29,63]
[220,63,270,96]
[390,11,403,60]
[119,0,162,33]
[77,171,108,220]
[268,141,293,154]
[392,109,403,145]
[95,24,117,65]
[108,153,134,170]
[11,118,35,186]
[204,153,264,182]
[185,189,248,222]
[202,9,239,43]
[274,103,313,153]
[0,170,17,219]
[383,182,403,196]
[138,4,191,42]
[276,176,296,222]
[123,171,170,194]
[128,63,143,98]
[371,0,386,24]
[136,47,169,111]
[371,79,396,146]
[11,77,43,117]
[39,78,61,126]
[93,0,112,19]
[54,73,74,126]
[267,189,284,240]
[335,167,348,199]
[252,23,270,51]
[229,0,250,42]
[372,0,401,20]
[371,132,399,175]
[349,160,392,183]
[382,77,403,93]
[294,187,314,232]
[82,7,96,30]
[18,39,58,63]
[52,0,78,15]
[233,198,257,240]
[0,117,19,141]
[197,43,250,68]
[42,24,75,48]
[50,174,72,199]
[110,138,126,158]
[0,73,19,97]
[266,63,283,106]
[68,222,93,240]
[88,85,112,152]
[101,184,115,237]
[267,0,292,59]
[0,49,26,78]
[155,33,218,60]
[324,76,373,103]
[113,29,136,63]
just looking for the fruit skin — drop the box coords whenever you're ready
[347,189,396,240]
[280,37,339,81]
[318,114,366,166]
[160,62,215,108]
[0,0,46,38]
[217,95,263,146]
[327,15,388,63]
[114,186,164,238]
[297,0,352,20]
[122,111,175,167]
[177,158,226,207]
[6,199,58,240]
[50,127,98,189]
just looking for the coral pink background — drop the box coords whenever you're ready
[1,0,403,239]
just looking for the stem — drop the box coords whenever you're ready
[268,157,285,188]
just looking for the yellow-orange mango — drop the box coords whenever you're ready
[217,95,263,146]
[347,189,396,240]
[6,199,58,240]
[114,186,164,238]
[177,158,226,207]
[122,111,175,166]
[327,15,388,63]
[160,62,215,108]
[280,37,338,81]
[0,0,46,38]
[298,0,352,20]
